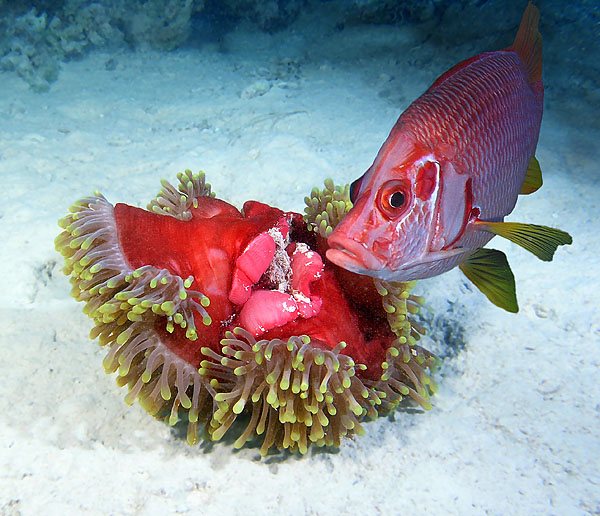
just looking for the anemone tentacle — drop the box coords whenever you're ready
[147,169,215,220]
[303,178,352,238]
[200,327,382,455]
[55,193,215,443]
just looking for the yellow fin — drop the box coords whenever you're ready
[477,221,572,261]
[459,248,518,313]
[520,156,543,194]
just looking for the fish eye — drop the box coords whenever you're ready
[389,191,406,208]
[376,180,411,219]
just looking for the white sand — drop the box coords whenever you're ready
[1,12,598,516]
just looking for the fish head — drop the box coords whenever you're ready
[327,137,473,281]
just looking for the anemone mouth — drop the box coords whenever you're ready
[55,172,439,456]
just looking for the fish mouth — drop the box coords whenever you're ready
[326,234,385,274]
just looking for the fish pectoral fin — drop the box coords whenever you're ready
[459,248,518,313]
[475,221,572,261]
[520,156,543,194]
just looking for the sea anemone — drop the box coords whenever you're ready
[55,170,438,455]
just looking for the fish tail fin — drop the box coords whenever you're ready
[510,2,542,84]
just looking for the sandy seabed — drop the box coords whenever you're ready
[0,12,598,516]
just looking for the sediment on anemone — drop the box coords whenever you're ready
[55,171,439,456]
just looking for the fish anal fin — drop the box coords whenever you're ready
[459,248,518,313]
[520,155,543,194]
[509,2,542,84]
[475,221,572,261]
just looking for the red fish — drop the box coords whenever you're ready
[327,2,571,312]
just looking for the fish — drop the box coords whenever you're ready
[326,2,572,313]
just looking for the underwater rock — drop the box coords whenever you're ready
[0,1,203,90]
[346,0,438,25]
[219,0,305,32]
[2,0,597,95]
[126,0,198,51]
[0,8,60,92]
[240,78,272,99]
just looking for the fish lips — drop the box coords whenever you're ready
[326,233,386,275]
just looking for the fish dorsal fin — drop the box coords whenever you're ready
[475,221,572,261]
[509,2,542,84]
[459,248,518,313]
[520,155,543,194]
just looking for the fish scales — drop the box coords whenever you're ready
[399,52,542,221]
